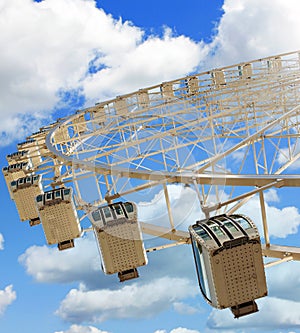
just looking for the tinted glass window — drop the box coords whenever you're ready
[114,204,123,215]
[191,238,211,302]
[63,189,70,196]
[233,216,252,230]
[194,226,211,240]
[223,221,239,232]
[210,224,225,237]
[103,207,112,218]
[92,210,101,221]
[36,195,43,202]
[124,202,134,213]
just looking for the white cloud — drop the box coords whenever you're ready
[263,188,280,203]
[0,285,16,315]
[56,277,197,323]
[83,29,208,101]
[18,234,117,289]
[207,0,300,67]
[137,183,227,232]
[137,184,200,233]
[2,0,300,147]
[54,324,110,333]
[207,296,300,331]
[277,144,300,171]
[154,329,200,333]
[0,233,4,250]
[173,302,199,316]
[139,184,300,240]
[0,0,206,146]
[238,190,300,238]
[266,261,300,302]
[169,329,200,333]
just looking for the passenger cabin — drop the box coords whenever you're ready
[36,187,82,250]
[189,214,267,318]
[2,162,31,199]
[30,129,49,156]
[10,175,43,226]
[6,150,29,165]
[17,139,41,166]
[90,202,148,282]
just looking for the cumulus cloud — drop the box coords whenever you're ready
[137,184,200,233]
[83,29,208,101]
[263,188,280,203]
[154,329,200,333]
[137,184,227,234]
[173,302,200,316]
[0,233,4,250]
[207,0,300,67]
[207,296,300,331]
[0,0,206,146]
[238,189,300,238]
[2,0,300,147]
[56,277,197,323]
[18,234,118,289]
[169,329,200,333]
[54,324,110,333]
[0,285,16,315]
[139,184,300,240]
[266,261,300,302]
[277,143,300,171]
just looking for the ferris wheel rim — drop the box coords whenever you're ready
[40,49,300,222]
[45,103,300,183]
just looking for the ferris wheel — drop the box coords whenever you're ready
[4,50,300,318]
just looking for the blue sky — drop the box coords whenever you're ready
[2,1,300,333]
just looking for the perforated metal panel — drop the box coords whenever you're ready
[160,82,174,98]
[6,151,29,165]
[214,242,266,308]
[137,90,150,108]
[186,76,199,95]
[17,140,41,166]
[39,204,80,244]
[95,220,147,274]
[2,164,29,199]
[211,70,226,86]
[36,188,82,247]
[11,176,43,223]
[114,98,127,115]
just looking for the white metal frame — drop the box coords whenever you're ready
[14,50,300,266]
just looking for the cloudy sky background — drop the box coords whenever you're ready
[1,0,300,332]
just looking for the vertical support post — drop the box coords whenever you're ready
[193,178,209,218]
[261,137,268,174]
[163,184,175,232]
[104,174,112,204]
[259,190,270,247]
